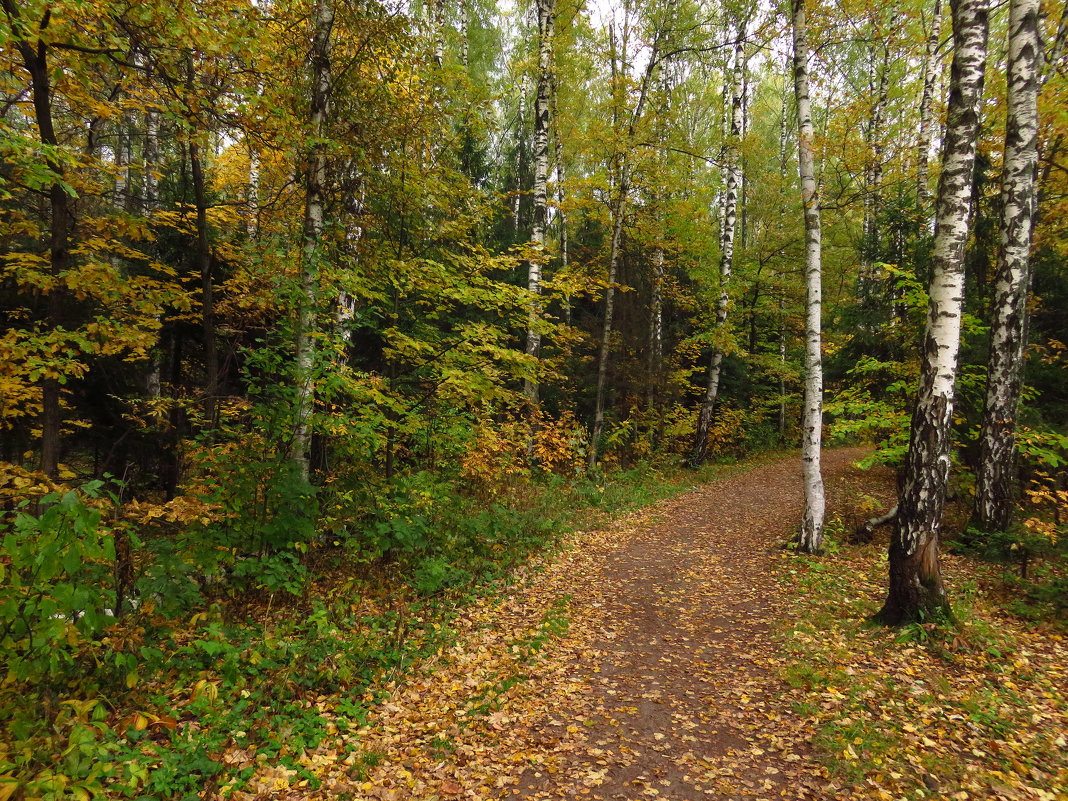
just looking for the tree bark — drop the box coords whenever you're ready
[292,0,334,482]
[646,245,665,412]
[4,0,71,477]
[791,0,826,553]
[588,8,667,469]
[917,0,944,228]
[145,108,163,399]
[589,179,626,470]
[524,0,555,405]
[974,0,1040,533]
[189,141,218,425]
[692,25,744,466]
[876,0,989,626]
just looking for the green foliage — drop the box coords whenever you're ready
[0,485,116,686]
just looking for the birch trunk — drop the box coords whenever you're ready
[876,0,989,625]
[524,0,555,405]
[248,138,259,238]
[292,0,333,481]
[792,0,826,553]
[692,28,744,466]
[974,0,1040,533]
[917,0,944,226]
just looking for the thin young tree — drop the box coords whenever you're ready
[791,0,825,553]
[524,0,556,405]
[692,18,745,466]
[973,0,1041,533]
[588,5,668,469]
[875,0,990,625]
[292,0,334,482]
[916,0,944,227]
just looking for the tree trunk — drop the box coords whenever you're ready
[589,179,626,470]
[6,1,71,478]
[552,81,571,325]
[876,0,989,626]
[525,0,555,405]
[974,0,1040,533]
[292,0,334,482]
[145,109,163,399]
[692,25,744,466]
[917,0,944,228]
[646,245,665,414]
[588,7,668,469]
[189,141,219,425]
[792,0,826,553]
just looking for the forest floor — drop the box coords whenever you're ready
[224,448,1067,801]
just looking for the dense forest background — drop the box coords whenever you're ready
[1,0,1067,796]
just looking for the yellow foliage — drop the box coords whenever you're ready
[1023,472,1067,546]
[461,411,586,497]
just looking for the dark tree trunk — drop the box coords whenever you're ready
[6,0,72,477]
[190,141,219,425]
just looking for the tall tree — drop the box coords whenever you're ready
[791,0,826,553]
[292,0,334,481]
[2,0,72,477]
[524,0,556,405]
[876,0,989,625]
[588,4,668,469]
[973,0,1041,532]
[916,0,944,227]
[692,16,745,466]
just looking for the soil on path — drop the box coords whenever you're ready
[267,448,891,801]
[508,448,875,801]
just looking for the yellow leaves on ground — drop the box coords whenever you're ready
[779,463,1068,801]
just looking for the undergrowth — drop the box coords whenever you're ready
[0,454,739,800]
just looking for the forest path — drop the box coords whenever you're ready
[294,448,887,801]
[508,448,870,801]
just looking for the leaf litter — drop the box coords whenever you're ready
[217,448,1066,800]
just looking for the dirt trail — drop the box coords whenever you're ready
[509,447,873,800]
[281,448,887,801]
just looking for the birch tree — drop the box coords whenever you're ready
[524,0,555,405]
[292,0,334,481]
[875,0,989,625]
[791,0,826,553]
[973,0,1040,533]
[692,18,745,466]
[916,0,943,226]
[692,23,743,463]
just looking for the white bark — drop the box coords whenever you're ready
[880,0,989,625]
[692,28,744,465]
[525,0,555,405]
[248,133,259,238]
[975,0,1040,532]
[917,0,944,226]
[792,0,826,553]
[292,0,334,481]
